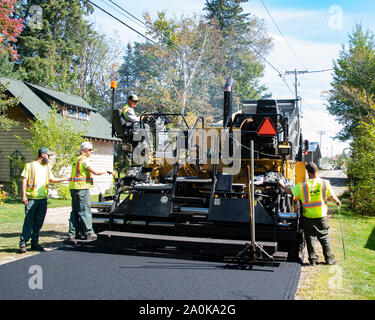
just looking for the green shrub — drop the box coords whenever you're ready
[56,184,71,200]
[0,186,8,205]
[9,177,22,199]
[346,121,375,216]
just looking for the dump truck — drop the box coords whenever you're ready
[91,78,308,263]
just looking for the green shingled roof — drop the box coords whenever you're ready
[26,82,96,111]
[0,77,50,119]
[1,77,118,142]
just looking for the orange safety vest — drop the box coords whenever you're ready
[26,161,50,199]
[300,179,329,218]
[69,155,93,189]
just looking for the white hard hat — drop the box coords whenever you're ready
[80,141,93,150]
[128,94,139,102]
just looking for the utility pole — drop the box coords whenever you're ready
[285,69,308,101]
[317,130,326,152]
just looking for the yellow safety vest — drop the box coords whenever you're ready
[299,178,329,218]
[69,155,93,189]
[25,161,50,199]
[121,104,132,121]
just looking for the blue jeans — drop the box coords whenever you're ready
[68,189,94,238]
[20,199,48,246]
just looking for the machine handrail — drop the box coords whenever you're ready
[139,113,190,129]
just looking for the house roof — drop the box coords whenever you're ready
[308,142,320,152]
[1,77,118,142]
[26,82,97,111]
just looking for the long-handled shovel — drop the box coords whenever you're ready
[338,205,346,261]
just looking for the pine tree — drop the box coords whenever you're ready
[204,0,272,102]
[16,0,94,92]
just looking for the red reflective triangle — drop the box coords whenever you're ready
[257,117,277,136]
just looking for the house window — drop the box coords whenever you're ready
[9,150,25,179]
[78,109,88,120]
[65,106,90,121]
[67,107,76,116]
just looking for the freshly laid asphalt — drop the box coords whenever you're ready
[0,247,301,300]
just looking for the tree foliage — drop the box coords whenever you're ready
[0,82,18,131]
[0,0,23,60]
[16,106,88,177]
[327,24,375,141]
[345,120,375,216]
[117,2,272,123]
[328,24,375,216]
[204,0,272,102]
[118,13,222,122]
[16,0,94,92]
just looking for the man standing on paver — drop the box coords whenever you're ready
[20,147,69,253]
[278,162,341,266]
[64,142,113,243]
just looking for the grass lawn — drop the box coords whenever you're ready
[0,201,67,264]
[296,201,375,300]
[0,194,121,264]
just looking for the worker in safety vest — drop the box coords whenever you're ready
[278,162,341,266]
[20,147,69,253]
[122,94,141,123]
[64,142,114,243]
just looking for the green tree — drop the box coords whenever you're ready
[345,120,375,216]
[118,13,222,122]
[328,24,375,216]
[327,24,375,141]
[16,106,88,177]
[0,81,18,131]
[76,31,122,119]
[16,0,94,92]
[204,0,272,103]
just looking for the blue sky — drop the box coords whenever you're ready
[89,0,375,156]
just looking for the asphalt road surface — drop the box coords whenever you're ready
[0,247,301,300]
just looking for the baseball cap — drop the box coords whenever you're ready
[38,147,51,156]
[128,94,139,102]
[80,142,93,150]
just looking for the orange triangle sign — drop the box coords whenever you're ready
[257,117,277,136]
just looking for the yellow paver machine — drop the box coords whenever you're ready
[92,79,308,264]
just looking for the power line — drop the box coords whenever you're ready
[94,0,296,98]
[304,68,333,74]
[89,0,198,70]
[106,0,182,51]
[247,42,295,96]
[107,0,149,30]
[88,0,157,45]
[284,69,308,100]
[259,0,307,70]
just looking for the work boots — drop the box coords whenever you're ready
[19,243,26,253]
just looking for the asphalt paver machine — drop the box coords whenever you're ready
[91,79,307,264]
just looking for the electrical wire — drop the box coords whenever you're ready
[247,42,296,96]
[92,0,297,102]
[90,0,206,72]
[88,0,157,45]
[260,0,307,70]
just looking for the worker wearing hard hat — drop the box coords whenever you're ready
[278,162,341,266]
[122,94,141,123]
[19,147,69,253]
[64,142,114,243]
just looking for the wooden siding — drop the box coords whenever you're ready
[89,140,114,195]
[0,123,34,182]
[1,106,114,195]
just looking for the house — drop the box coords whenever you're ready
[304,142,322,168]
[0,77,119,196]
